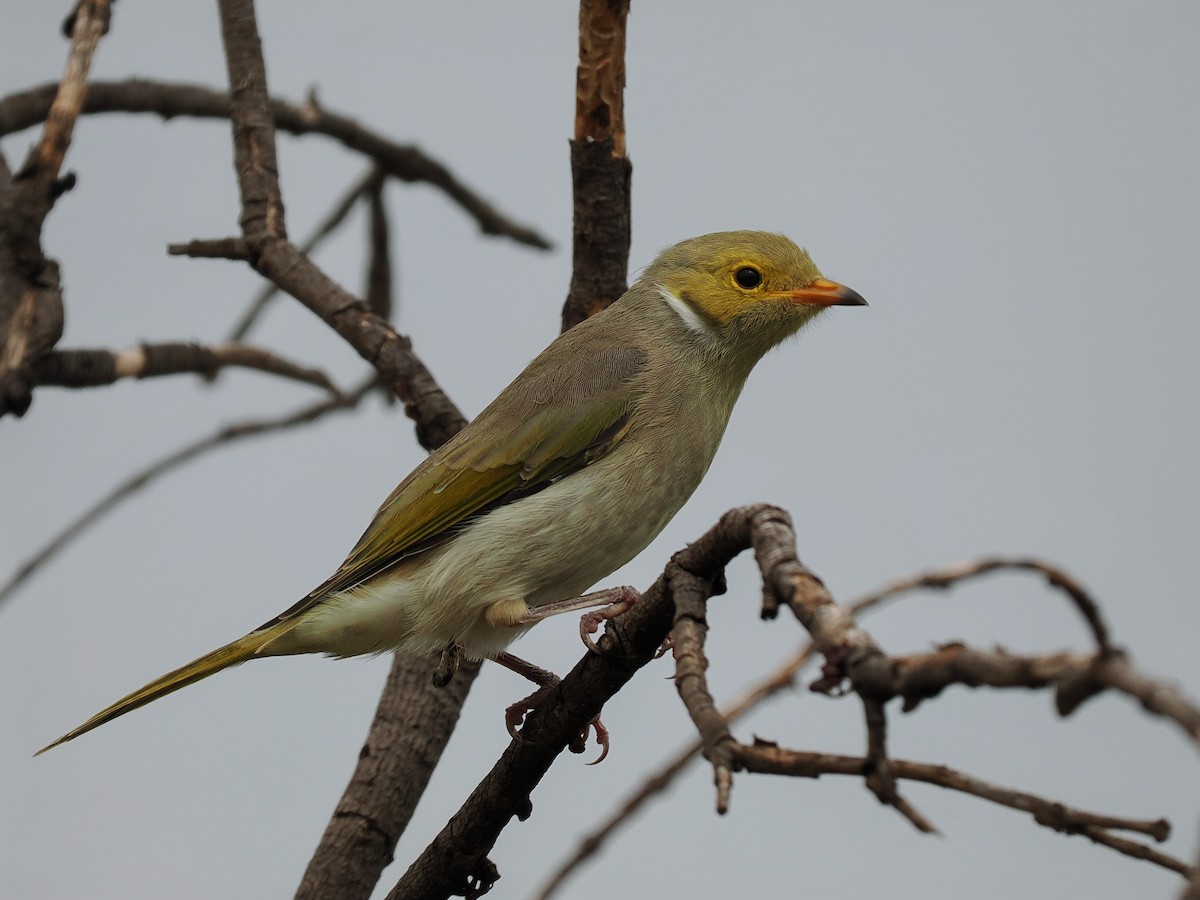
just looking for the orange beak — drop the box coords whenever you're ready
[777,278,867,307]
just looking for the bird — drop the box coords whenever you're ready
[38,230,865,754]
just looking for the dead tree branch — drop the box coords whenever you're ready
[536,557,1127,898]
[0,79,552,251]
[0,376,375,610]
[0,0,112,417]
[229,167,384,341]
[302,1,635,895]
[30,341,338,393]
[538,508,1200,899]
[203,7,482,900]
[561,0,632,331]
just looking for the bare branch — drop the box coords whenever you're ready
[166,237,250,259]
[851,557,1112,652]
[31,1,111,181]
[734,743,1190,876]
[209,8,486,900]
[534,646,813,900]
[538,559,1123,898]
[0,377,374,609]
[30,341,339,393]
[667,550,738,813]
[0,0,112,417]
[211,0,462,448]
[561,0,631,331]
[0,79,553,250]
[386,564,677,899]
[364,176,393,322]
[739,511,1200,747]
[295,653,483,900]
[229,168,383,341]
[1185,837,1200,900]
[1064,651,1200,745]
[860,695,938,833]
[386,503,1198,896]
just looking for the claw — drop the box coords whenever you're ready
[493,651,613,763]
[505,680,555,740]
[577,586,638,653]
[586,715,610,765]
[579,610,605,654]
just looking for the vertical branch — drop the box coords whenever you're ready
[228,167,382,342]
[216,0,287,245]
[383,4,638,896]
[364,175,393,322]
[561,0,632,332]
[211,5,481,898]
[36,2,112,182]
[295,656,482,900]
[0,0,112,417]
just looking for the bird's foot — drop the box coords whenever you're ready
[512,585,640,651]
[494,651,610,764]
[575,585,639,653]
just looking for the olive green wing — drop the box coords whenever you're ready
[260,343,647,627]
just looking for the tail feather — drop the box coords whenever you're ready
[36,623,293,756]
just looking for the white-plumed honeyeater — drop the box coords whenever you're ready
[39,230,865,753]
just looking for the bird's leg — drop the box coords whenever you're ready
[432,642,461,687]
[492,651,610,764]
[513,585,640,653]
[492,652,564,744]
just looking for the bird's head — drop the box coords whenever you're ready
[642,231,866,366]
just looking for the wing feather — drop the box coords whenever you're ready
[259,341,647,628]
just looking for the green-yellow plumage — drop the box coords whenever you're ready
[39,230,864,754]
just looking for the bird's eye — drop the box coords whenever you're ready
[734,267,763,289]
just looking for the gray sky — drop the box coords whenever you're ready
[3,2,1198,898]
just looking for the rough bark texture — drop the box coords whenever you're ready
[0,0,111,416]
[563,139,631,331]
[561,0,631,332]
[295,656,482,900]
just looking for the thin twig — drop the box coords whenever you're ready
[537,556,1186,897]
[28,0,112,188]
[164,237,249,259]
[0,378,373,609]
[734,743,1189,876]
[30,341,339,393]
[0,79,553,250]
[363,178,393,322]
[212,8,483,900]
[534,647,814,900]
[852,557,1111,653]
[388,504,1199,897]
[228,167,384,341]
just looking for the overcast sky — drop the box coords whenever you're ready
[3,2,1198,898]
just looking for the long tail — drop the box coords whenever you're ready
[36,621,296,756]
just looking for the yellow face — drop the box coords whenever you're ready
[649,231,864,330]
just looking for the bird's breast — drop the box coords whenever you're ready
[429,380,738,615]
